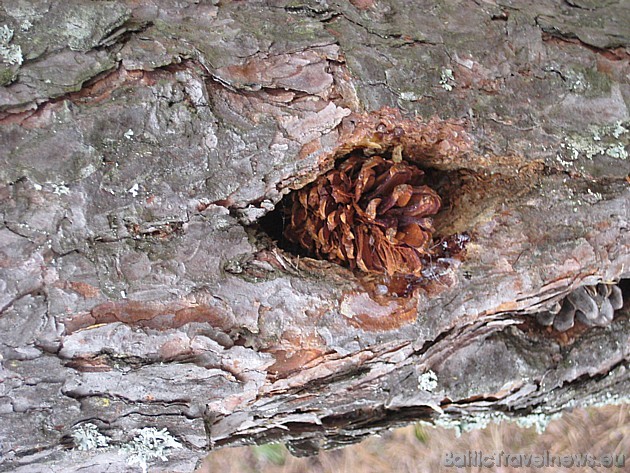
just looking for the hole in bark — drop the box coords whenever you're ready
[253,109,493,297]
[258,145,469,294]
[258,197,306,257]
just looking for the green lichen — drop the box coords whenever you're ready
[560,66,611,96]
[0,65,16,85]
[580,67,612,96]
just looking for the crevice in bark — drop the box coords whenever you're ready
[254,115,498,296]
[0,56,203,124]
[0,17,159,117]
[541,32,630,61]
[0,286,45,317]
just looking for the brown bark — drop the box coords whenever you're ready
[0,0,628,471]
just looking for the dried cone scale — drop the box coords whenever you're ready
[285,154,441,275]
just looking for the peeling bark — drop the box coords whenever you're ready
[0,1,628,472]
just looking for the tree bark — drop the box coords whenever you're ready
[0,0,628,471]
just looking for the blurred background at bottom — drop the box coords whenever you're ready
[195,404,628,473]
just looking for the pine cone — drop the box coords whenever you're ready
[285,155,441,275]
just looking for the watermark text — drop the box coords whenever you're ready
[444,451,625,468]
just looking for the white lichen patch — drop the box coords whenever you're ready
[78,162,98,180]
[514,411,562,434]
[605,144,628,159]
[439,68,455,91]
[590,392,628,407]
[434,412,493,437]
[559,120,629,165]
[51,182,71,195]
[20,20,32,32]
[120,427,182,473]
[434,409,564,438]
[611,121,628,139]
[72,423,111,451]
[128,182,140,197]
[399,91,419,101]
[583,188,603,205]
[0,25,23,65]
[418,370,438,392]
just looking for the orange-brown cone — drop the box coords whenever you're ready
[285,155,441,275]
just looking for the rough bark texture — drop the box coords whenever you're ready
[0,1,629,472]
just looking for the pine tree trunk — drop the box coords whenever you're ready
[0,1,628,471]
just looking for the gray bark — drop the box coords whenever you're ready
[0,0,628,472]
